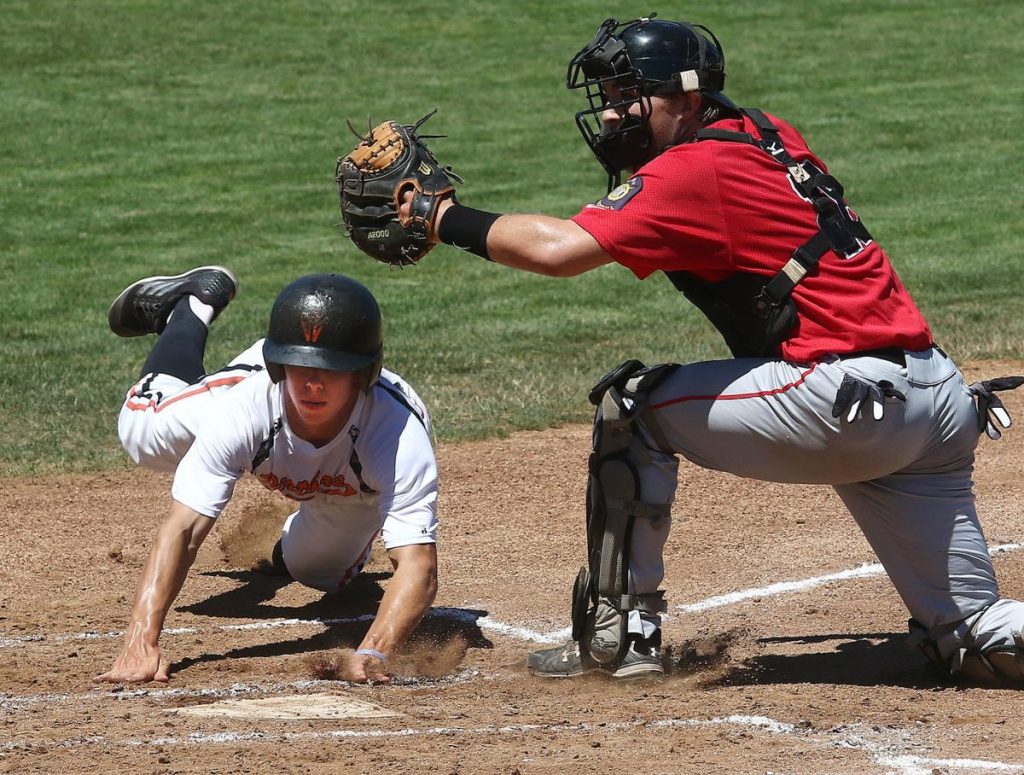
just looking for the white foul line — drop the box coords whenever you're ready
[677,542,1024,614]
[2,712,1020,773]
[0,672,480,712]
[2,542,1021,651]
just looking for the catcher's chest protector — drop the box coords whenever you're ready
[667,108,873,358]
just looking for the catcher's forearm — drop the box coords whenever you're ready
[357,544,438,658]
[336,113,613,276]
[437,202,612,277]
[123,501,214,646]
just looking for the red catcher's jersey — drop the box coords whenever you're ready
[572,111,933,363]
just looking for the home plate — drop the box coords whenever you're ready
[172,693,401,720]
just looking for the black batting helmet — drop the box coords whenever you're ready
[567,15,739,189]
[262,274,383,392]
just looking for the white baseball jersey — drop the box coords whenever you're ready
[119,340,438,591]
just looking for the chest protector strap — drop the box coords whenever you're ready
[677,108,873,357]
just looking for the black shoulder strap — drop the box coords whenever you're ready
[692,107,871,311]
[694,128,756,144]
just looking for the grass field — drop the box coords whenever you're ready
[1,0,1022,474]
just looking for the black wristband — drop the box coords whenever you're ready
[437,204,501,261]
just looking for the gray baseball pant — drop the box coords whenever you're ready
[625,346,1024,656]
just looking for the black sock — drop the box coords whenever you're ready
[139,297,208,382]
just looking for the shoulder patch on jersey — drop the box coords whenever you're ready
[589,176,643,211]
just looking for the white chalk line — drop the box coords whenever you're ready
[678,541,1024,614]
[0,714,794,752]
[879,755,1020,774]
[0,608,551,650]
[4,542,1022,652]
[3,713,1020,773]
[4,545,1024,771]
[0,671,480,713]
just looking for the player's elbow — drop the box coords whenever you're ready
[528,221,608,277]
[528,243,592,277]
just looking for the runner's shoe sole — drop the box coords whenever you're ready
[108,265,238,337]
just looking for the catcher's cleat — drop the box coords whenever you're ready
[528,635,665,680]
[108,266,238,337]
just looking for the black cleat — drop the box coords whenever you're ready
[108,266,238,337]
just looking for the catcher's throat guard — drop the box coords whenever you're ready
[575,359,676,666]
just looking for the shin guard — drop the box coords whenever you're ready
[574,360,676,666]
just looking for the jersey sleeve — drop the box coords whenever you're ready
[170,379,265,518]
[359,394,439,550]
[571,145,733,279]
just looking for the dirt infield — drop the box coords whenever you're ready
[2,363,1024,774]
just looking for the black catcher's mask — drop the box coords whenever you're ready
[262,273,383,393]
[566,14,738,190]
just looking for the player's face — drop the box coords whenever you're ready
[282,365,363,446]
[600,82,696,168]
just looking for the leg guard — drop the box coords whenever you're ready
[573,360,678,666]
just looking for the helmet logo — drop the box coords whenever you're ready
[300,296,329,343]
[301,320,323,343]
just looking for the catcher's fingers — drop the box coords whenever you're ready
[398,188,414,219]
[398,191,454,244]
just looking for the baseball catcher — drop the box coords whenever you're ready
[336,110,461,267]
[337,14,1024,687]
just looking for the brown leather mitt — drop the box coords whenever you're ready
[336,111,461,266]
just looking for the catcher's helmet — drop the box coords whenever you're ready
[262,274,383,392]
[567,15,739,189]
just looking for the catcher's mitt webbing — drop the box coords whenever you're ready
[336,111,459,267]
[436,204,502,261]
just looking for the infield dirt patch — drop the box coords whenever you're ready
[2,362,1023,774]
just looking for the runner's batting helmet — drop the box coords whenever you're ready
[567,15,739,188]
[262,274,383,392]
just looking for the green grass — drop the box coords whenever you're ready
[2,0,1022,474]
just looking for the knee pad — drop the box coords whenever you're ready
[573,360,677,665]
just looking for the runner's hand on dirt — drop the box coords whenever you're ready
[346,649,391,684]
[95,642,170,684]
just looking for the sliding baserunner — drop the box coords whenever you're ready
[98,267,438,684]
